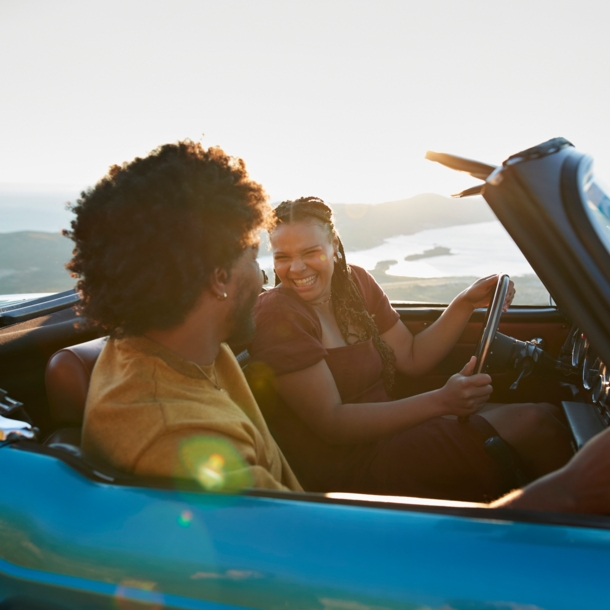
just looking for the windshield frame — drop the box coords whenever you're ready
[561,153,610,285]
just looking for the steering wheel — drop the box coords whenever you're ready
[473,274,511,375]
[458,274,510,424]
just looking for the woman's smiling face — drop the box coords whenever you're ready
[271,220,337,303]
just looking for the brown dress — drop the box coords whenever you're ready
[250,265,508,502]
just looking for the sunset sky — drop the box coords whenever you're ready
[1,0,609,203]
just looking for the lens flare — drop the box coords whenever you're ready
[345,204,368,220]
[197,453,226,491]
[179,436,253,492]
[178,509,193,527]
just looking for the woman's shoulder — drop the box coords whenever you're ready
[254,286,320,339]
[250,286,326,373]
[256,285,315,319]
[348,264,369,278]
[256,284,292,307]
[347,264,400,333]
[348,264,372,282]
[347,264,381,296]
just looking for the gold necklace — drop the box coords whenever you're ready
[311,292,332,306]
[192,362,228,395]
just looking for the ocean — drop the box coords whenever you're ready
[0,186,81,233]
[258,220,536,279]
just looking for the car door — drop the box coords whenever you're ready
[1,445,610,610]
[0,296,96,437]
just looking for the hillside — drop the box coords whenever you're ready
[0,231,75,293]
[0,194,495,294]
[330,194,495,250]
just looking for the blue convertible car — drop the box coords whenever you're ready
[1,139,609,609]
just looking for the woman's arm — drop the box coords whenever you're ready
[382,275,515,377]
[274,356,492,444]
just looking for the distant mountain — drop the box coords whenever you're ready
[0,193,497,294]
[329,194,496,250]
[0,231,75,293]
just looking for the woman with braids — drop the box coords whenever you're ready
[249,197,573,501]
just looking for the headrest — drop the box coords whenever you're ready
[45,337,107,427]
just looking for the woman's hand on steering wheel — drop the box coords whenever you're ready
[438,356,493,417]
[461,274,516,312]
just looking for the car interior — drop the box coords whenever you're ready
[0,290,578,478]
[2,139,609,529]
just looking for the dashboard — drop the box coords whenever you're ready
[564,328,610,447]
[571,329,610,412]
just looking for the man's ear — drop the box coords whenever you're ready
[209,267,231,301]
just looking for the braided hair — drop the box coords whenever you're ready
[272,196,396,392]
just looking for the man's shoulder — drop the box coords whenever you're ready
[89,337,169,401]
[159,390,250,430]
[94,335,162,372]
[83,351,256,471]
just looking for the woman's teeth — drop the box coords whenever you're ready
[293,275,317,287]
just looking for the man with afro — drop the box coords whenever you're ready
[67,141,301,492]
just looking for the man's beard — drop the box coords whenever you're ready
[225,279,259,346]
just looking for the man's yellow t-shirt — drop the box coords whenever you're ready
[82,336,302,492]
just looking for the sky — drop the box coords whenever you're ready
[1,0,610,204]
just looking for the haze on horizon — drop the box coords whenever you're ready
[1,0,610,204]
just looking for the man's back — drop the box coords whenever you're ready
[83,336,302,492]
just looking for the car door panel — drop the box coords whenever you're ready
[1,446,609,610]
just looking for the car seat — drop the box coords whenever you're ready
[44,337,107,446]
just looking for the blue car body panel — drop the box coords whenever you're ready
[1,445,609,609]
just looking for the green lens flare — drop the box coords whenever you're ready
[179,436,253,492]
